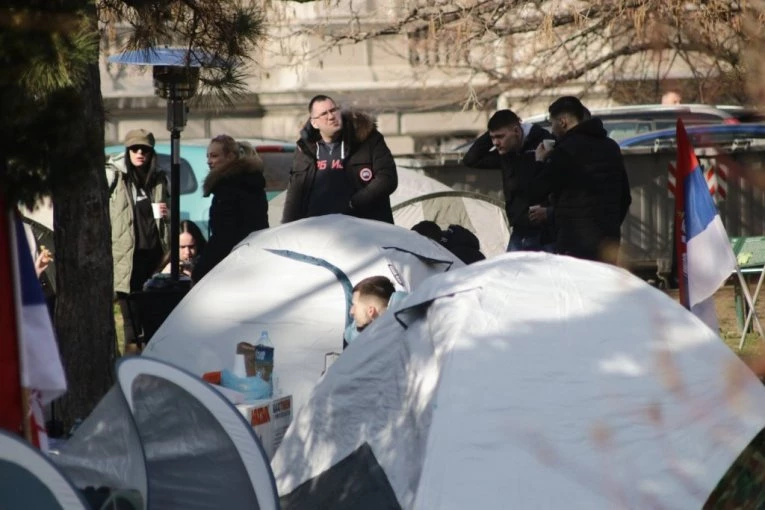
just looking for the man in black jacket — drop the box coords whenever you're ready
[533,96,632,264]
[282,95,398,224]
[462,109,555,252]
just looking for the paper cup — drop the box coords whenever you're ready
[542,139,556,150]
[151,203,163,219]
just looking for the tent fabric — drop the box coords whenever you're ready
[391,190,509,257]
[143,215,464,415]
[272,253,765,509]
[0,429,88,510]
[53,358,278,510]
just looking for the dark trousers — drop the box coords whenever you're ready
[117,292,144,347]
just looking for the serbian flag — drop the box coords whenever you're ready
[0,195,66,451]
[674,119,737,333]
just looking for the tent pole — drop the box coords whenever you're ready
[737,267,765,350]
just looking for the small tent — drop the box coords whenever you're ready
[272,253,765,509]
[267,168,509,257]
[53,357,279,510]
[392,190,509,257]
[0,430,89,510]
[143,214,463,415]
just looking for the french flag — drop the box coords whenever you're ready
[674,119,737,333]
[0,196,66,451]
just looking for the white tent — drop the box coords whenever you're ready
[268,169,509,257]
[53,357,278,510]
[0,430,89,510]
[392,190,509,257]
[273,253,765,509]
[143,214,464,415]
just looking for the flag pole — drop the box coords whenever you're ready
[738,265,765,349]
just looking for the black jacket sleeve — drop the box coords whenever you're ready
[191,190,244,283]
[282,151,308,224]
[462,132,502,169]
[349,133,398,211]
[526,148,567,204]
[619,167,632,224]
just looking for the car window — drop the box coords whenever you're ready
[603,121,655,141]
[155,154,198,195]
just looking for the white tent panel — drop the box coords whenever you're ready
[273,253,765,509]
[392,191,510,257]
[144,215,463,415]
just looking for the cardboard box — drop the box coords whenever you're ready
[236,395,293,460]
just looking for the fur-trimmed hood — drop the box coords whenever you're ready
[203,155,265,197]
[299,110,378,147]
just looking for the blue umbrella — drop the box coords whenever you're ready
[107,48,227,67]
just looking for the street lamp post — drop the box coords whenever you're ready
[107,49,203,284]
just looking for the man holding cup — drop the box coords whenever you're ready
[106,128,170,352]
[463,109,556,252]
[533,96,631,264]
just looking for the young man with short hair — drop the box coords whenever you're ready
[344,275,396,347]
[462,109,555,252]
[533,96,632,264]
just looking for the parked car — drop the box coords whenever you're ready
[522,104,745,142]
[105,139,296,236]
[618,123,765,149]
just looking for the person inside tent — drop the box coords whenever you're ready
[343,275,396,348]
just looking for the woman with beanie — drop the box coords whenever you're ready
[106,128,170,352]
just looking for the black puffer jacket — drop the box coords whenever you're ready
[532,118,632,262]
[192,156,269,282]
[463,124,555,239]
[282,111,398,224]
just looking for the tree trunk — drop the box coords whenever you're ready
[52,61,116,430]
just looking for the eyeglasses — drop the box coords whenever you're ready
[311,106,340,120]
[129,146,152,153]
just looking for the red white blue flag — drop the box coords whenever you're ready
[674,120,737,333]
[0,195,66,450]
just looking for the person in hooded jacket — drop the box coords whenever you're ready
[463,109,556,252]
[106,129,170,352]
[533,96,632,264]
[282,95,398,224]
[191,136,269,283]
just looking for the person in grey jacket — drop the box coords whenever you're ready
[106,129,169,351]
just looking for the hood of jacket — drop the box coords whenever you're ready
[203,155,265,197]
[561,118,608,140]
[298,110,378,150]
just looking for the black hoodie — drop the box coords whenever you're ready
[463,123,555,238]
[530,118,632,262]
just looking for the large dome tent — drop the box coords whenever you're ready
[273,253,765,509]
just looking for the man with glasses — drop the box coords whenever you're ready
[106,129,170,353]
[282,94,398,223]
[533,96,631,264]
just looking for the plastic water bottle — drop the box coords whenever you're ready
[256,330,276,397]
